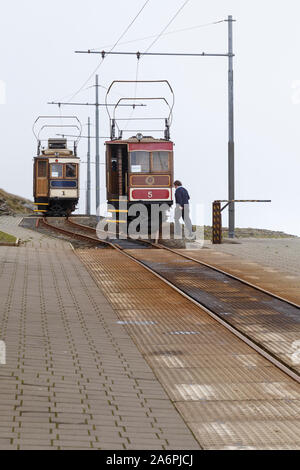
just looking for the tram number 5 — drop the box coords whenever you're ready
[148,191,153,199]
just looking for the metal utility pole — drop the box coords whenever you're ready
[86,117,91,216]
[76,16,237,234]
[95,75,100,221]
[227,15,235,238]
[49,96,144,219]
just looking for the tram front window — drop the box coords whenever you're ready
[130,152,150,173]
[51,164,63,178]
[66,163,76,178]
[152,151,169,171]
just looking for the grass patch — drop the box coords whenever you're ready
[0,188,34,214]
[164,223,298,240]
[202,226,298,240]
[0,230,17,244]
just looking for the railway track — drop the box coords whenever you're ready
[66,217,299,307]
[66,217,154,250]
[40,216,156,250]
[41,217,106,246]
[41,216,300,384]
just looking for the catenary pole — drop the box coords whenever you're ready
[75,17,237,233]
[227,15,235,238]
[95,75,100,221]
[86,117,91,216]
[48,98,144,219]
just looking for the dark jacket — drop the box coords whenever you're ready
[175,186,190,207]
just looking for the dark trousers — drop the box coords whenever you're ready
[174,204,193,237]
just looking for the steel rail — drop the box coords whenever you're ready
[112,247,300,385]
[42,217,152,250]
[42,217,300,384]
[66,217,156,250]
[68,217,300,309]
[66,217,97,234]
[154,242,300,310]
[41,217,109,246]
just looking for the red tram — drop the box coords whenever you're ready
[106,137,173,206]
[105,80,174,233]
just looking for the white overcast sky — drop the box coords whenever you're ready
[0,0,300,235]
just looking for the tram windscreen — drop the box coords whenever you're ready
[152,152,169,171]
[51,164,63,178]
[66,163,76,178]
[130,152,150,172]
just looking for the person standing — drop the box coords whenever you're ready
[173,180,194,239]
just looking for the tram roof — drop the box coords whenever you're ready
[105,137,173,145]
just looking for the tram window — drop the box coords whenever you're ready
[152,152,169,171]
[38,161,47,177]
[51,164,63,178]
[130,152,150,172]
[66,163,76,178]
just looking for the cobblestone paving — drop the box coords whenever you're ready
[0,217,199,450]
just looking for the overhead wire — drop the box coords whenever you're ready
[54,0,151,104]
[143,0,191,55]
[123,58,141,132]
[89,19,225,51]
[122,0,192,134]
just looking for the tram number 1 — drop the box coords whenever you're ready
[148,191,153,199]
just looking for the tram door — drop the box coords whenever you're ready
[107,145,128,200]
[35,160,48,197]
[109,156,119,196]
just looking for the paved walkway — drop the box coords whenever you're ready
[0,215,63,249]
[2,216,299,450]
[78,248,300,450]
[184,238,300,306]
[211,238,300,277]
[0,217,199,450]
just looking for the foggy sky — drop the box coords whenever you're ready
[0,0,299,235]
